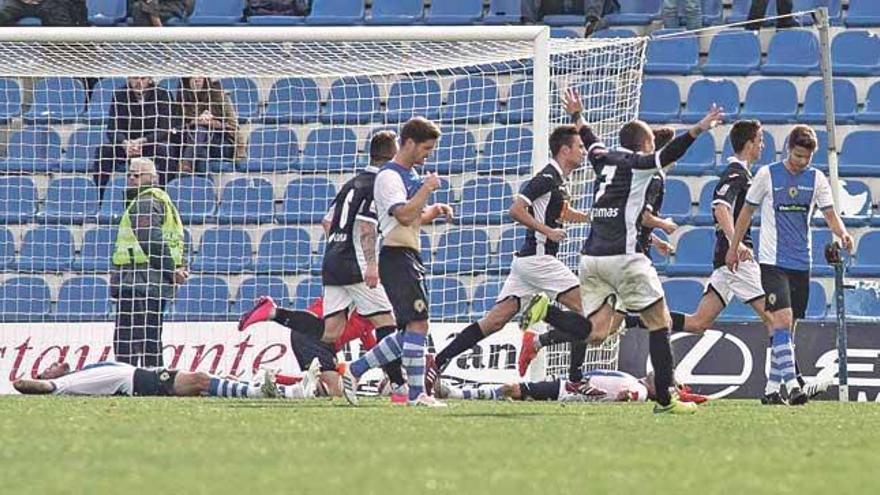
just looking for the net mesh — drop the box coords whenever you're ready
[0,34,646,372]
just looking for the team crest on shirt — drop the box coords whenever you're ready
[788,187,799,199]
[414,299,426,312]
[768,293,777,305]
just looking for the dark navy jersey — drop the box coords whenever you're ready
[636,173,665,256]
[516,161,570,257]
[322,166,380,286]
[712,159,753,269]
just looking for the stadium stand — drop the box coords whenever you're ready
[300,127,360,173]
[799,79,858,124]
[483,0,521,24]
[831,30,880,76]
[255,227,313,275]
[216,177,275,224]
[838,131,880,176]
[219,77,261,123]
[191,228,255,274]
[855,81,880,124]
[73,226,116,273]
[432,228,491,274]
[666,228,715,276]
[386,78,442,122]
[55,276,113,321]
[739,79,799,124]
[262,77,321,124]
[850,232,880,277]
[760,30,820,75]
[434,127,477,175]
[166,176,217,224]
[681,79,739,123]
[427,277,469,320]
[425,0,484,24]
[644,31,699,75]
[233,276,290,314]
[662,279,704,314]
[60,126,105,174]
[458,177,513,225]
[186,0,245,25]
[239,126,301,172]
[0,77,22,124]
[638,78,681,123]
[662,179,693,224]
[0,276,51,322]
[842,286,880,319]
[605,0,662,25]
[37,176,99,225]
[0,127,62,173]
[477,126,533,174]
[87,0,128,26]
[701,30,761,75]
[366,0,424,24]
[441,76,499,124]
[23,78,87,124]
[168,276,231,321]
[691,180,718,226]
[0,176,36,224]
[673,131,716,175]
[17,226,75,273]
[845,0,880,27]
[277,177,337,224]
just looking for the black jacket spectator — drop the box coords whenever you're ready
[129,0,192,26]
[246,0,310,16]
[0,0,77,26]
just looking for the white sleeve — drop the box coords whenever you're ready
[745,166,770,206]
[814,171,835,211]
[373,170,408,218]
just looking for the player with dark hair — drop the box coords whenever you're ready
[726,124,854,405]
[521,88,723,415]
[427,123,595,390]
[341,117,453,407]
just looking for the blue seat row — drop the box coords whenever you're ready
[663,278,830,320]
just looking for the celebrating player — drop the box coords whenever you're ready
[13,359,320,400]
[726,125,854,405]
[521,88,723,414]
[341,117,453,407]
[427,123,595,390]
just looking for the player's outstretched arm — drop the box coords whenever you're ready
[12,379,55,394]
[656,105,724,169]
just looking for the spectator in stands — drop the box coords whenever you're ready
[746,0,796,30]
[246,0,310,17]
[178,77,241,174]
[111,157,188,368]
[95,76,181,190]
[129,0,192,27]
[662,0,702,31]
[522,1,619,36]
[0,0,79,26]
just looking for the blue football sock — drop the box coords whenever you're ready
[350,331,404,378]
[401,331,427,401]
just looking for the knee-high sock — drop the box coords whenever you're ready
[772,329,799,392]
[350,331,404,378]
[208,377,257,398]
[538,329,575,348]
[375,325,405,387]
[649,329,675,406]
[568,341,587,382]
[435,322,484,370]
[401,331,427,401]
[274,308,323,338]
[765,337,782,394]
[461,386,503,400]
[545,305,592,341]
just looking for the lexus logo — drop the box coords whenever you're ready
[645,330,753,399]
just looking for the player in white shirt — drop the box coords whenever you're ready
[12,359,320,400]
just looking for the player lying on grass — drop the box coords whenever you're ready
[13,359,320,400]
[438,369,709,404]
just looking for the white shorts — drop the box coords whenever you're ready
[579,254,665,314]
[706,260,764,306]
[323,282,394,317]
[496,255,580,304]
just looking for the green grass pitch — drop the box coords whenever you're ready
[1,397,876,495]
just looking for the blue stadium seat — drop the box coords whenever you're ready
[718,297,761,322]
[192,228,254,273]
[0,176,37,224]
[426,0,482,24]
[216,177,275,224]
[831,30,880,76]
[458,177,513,225]
[667,228,715,276]
[781,129,829,172]
[720,130,776,171]
[580,79,621,122]
[662,179,692,224]
[441,76,498,124]
[696,0,723,25]
[681,79,739,123]
[305,0,364,24]
[591,28,637,38]
[366,0,422,24]
[761,30,820,75]
[739,79,798,123]
[543,11,584,26]
[37,176,99,224]
[433,127,477,175]
[60,126,104,173]
[800,79,857,124]
[157,77,181,96]
[791,1,842,25]
[672,131,715,176]
[277,177,336,224]
[662,279,704,314]
[73,226,116,273]
[219,77,260,122]
[726,0,758,24]
[849,232,880,277]
[432,228,491,274]
[168,276,230,321]
[843,286,880,319]
[166,176,217,224]
[96,174,126,224]
[238,126,300,172]
[810,229,835,276]
[501,78,534,124]
[0,227,15,270]
[550,28,579,38]
[804,281,827,319]
[645,32,699,75]
[247,13,305,25]
[386,78,442,122]
[0,277,51,322]
[813,180,871,227]
[293,277,323,310]
[262,77,320,124]
[17,226,75,272]
[56,276,112,321]
[471,278,504,317]
[488,226,524,275]
[300,127,359,173]
[476,126,532,174]
[845,0,880,27]
[0,127,62,173]
[431,177,454,207]
[839,131,880,177]
[638,78,680,123]
[233,276,290,314]
[84,77,125,125]
[255,227,312,274]
[691,180,718,225]
[649,231,669,273]
[702,30,761,76]
[419,232,433,267]
[0,77,22,123]
[309,235,326,275]
[483,0,521,24]
[427,277,469,321]
[321,76,381,125]
[87,0,127,25]
[855,81,880,124]
[187,0,244,25]
[23,77,87,124]
[606,0,662,25]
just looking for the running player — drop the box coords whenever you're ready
[726,124,854,405]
